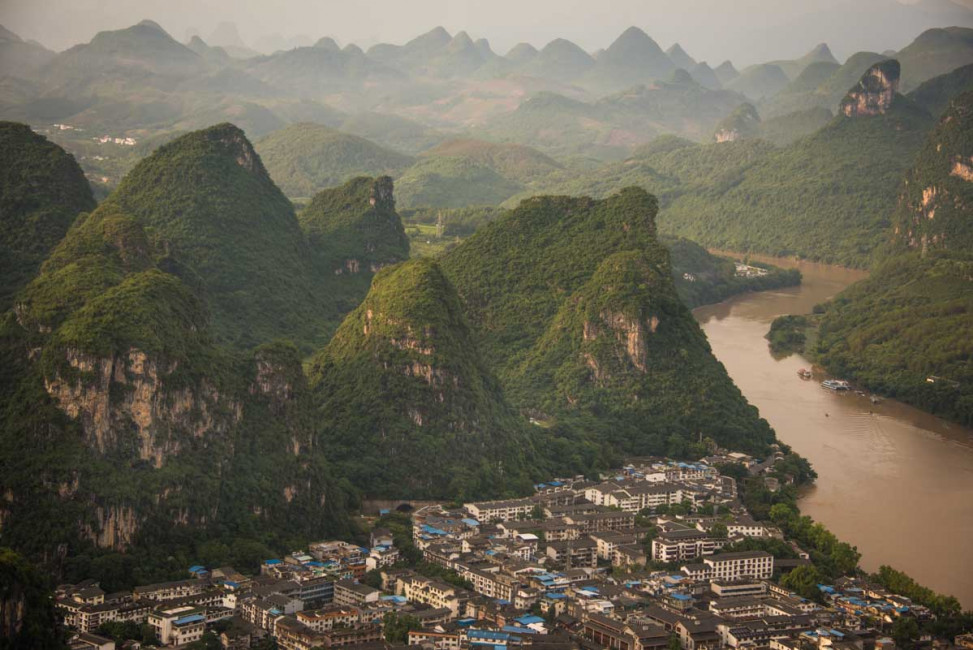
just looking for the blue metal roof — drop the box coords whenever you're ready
[469,630,517,641]
[515,615,545,625]
[462,518,480,527]
[188,565,206,573]
[264,559,282,565]
[175,614,206,625]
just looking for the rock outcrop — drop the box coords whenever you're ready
[841,59,900,117]
[44,347,236,467]
[715,103,761,142]
[892,89,973,253]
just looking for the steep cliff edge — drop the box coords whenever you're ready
[840,59,901,117]
[892,89,973,253]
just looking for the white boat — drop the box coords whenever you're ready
[821,379,851,391]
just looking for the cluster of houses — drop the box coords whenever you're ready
[95,134,137,145]
[58,458,936,650]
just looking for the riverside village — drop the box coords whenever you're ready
[55,452,968,650]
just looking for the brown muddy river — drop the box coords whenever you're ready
[693,255,973,607]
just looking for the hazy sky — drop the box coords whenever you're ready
[3,0,973,66]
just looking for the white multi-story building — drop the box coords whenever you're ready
[703,551,774,581]
[146,606,206,646]
[465,498,535,522]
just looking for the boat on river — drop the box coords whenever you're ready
[821,379,851,391]
[798,368,812,379]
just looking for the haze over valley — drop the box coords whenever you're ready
[1,1,973,647]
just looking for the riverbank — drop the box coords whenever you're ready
[693,257,973,608]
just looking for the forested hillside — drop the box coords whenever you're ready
[441,187,777,458]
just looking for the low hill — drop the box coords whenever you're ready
[909,62,973,118]
[664,236,801,308]
[245,41,401,94]
[308,257,539,498]
[762,52,888,118]
[714,103,761,142]
[726,64,790,102]
[896,27,973,91]
[395,156,524,208]
[715,61,740,85]
[339,112,446,155]
[769,43,839,80]
[255,123,414,198]
[35,20,205,95]
[579,27,675,93]
[0,122,96,311]
[300,176,409,267]
[690,62,723,90]
[758,107,833,146]
[440,187,777,456]
[0,24,55,77]
[422,138,563,181]
[521,38,595,82]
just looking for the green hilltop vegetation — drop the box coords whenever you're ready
[255,122,414,199]
[394,138,563,208]
[308,257,541,500]
[440,187,777,458]
[395,156,524,208]
[93,122,327,349]
[502,135,776,209]
[809,91,973,425]
[0,123,429,591]
[0,149,357,594]
[423,138,563,182]
[0,122,95,312]
[659,61,935,266]
[756,106,834,147]
[299,175,410,318]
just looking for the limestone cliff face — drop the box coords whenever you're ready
[582,311,660,379]
[81,505,139,550]
[841,60,900,117]
[714,103,760,143]
[44,347,239,468]
[892,89,973,253]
